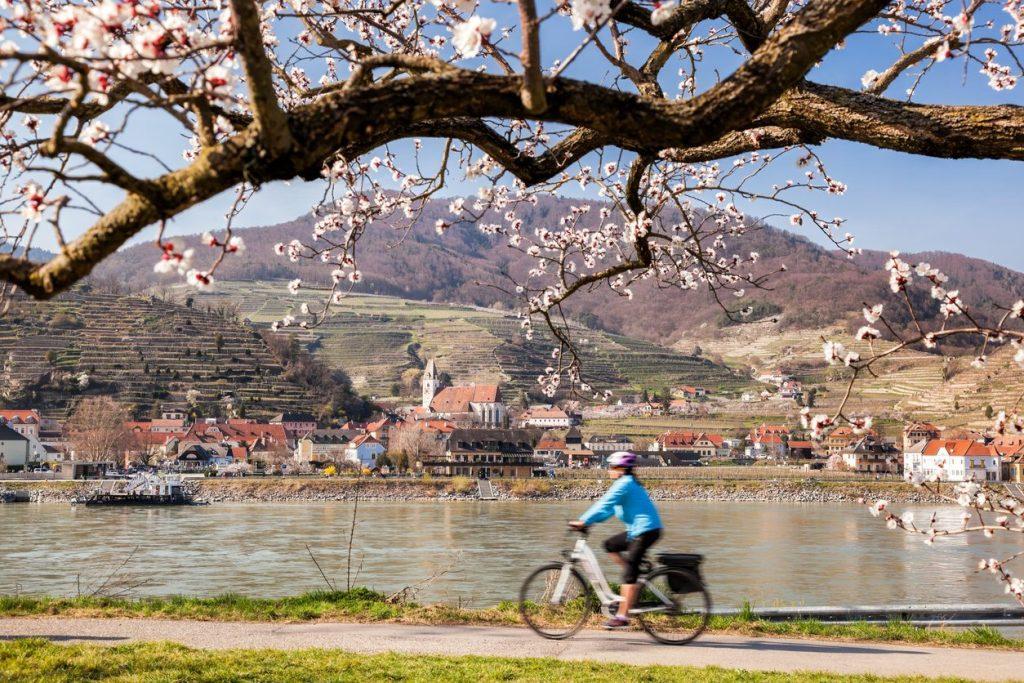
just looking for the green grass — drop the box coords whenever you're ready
[0,639,975,682]
[2,590,1022,651]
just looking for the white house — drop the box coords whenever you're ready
[294,429,361,464]
[0,411,52,463]
[345,434,386,469]
[518,405,572,429]
[0,423,31,470]
[584,435,635,454]
[904,439,1001,483]
[0,409,40,440]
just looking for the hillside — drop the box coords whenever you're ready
[179,283,748,398]
[93,198,1024,348]
[0,289,337,420]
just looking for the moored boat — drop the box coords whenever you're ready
[73,473,203,506]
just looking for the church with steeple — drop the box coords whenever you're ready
[420,358,507,427]
[422,359,443,410]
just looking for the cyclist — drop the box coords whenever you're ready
[569,451,662,629]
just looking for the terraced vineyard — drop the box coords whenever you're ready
[680,316,1017,426]
[183,281,750,397]
[0,291,318,420]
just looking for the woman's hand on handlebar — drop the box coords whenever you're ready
[568,521,588,534]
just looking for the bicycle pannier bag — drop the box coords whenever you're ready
[656,553,704,593]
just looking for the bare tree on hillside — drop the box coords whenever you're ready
[65,397,133,462]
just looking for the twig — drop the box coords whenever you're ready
[346,495,359,591]
[89,546,140,597]
[306,543,337,591]
[386,551,463,604]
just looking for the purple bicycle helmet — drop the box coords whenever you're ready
[607,451,638,468]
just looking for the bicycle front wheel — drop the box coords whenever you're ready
[519,562,596,639]
[636,567,712,645]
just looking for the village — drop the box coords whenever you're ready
[1,358,1023,486]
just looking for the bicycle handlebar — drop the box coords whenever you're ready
[566,523,589,536]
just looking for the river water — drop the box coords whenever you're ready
[1,501,1021,608]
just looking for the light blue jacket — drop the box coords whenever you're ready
[579,475,662,538]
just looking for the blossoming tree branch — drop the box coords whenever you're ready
[1,0,1023,398]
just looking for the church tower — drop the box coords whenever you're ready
[422,358,441,410]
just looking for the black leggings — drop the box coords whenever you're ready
[603,529,662,584]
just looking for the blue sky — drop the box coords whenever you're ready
[33,6,1024,269]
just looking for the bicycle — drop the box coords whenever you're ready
[519,526,712,645]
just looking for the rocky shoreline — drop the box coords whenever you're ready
[0,478,946,505]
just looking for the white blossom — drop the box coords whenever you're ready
[651,1,678,26]
[860,69,880,89]
[452,16,496,57]
[569,0,612,29]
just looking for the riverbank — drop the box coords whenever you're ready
[0,477,944,505]
[1,590,1020,651]
[0,637,979,683]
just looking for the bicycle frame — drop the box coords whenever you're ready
[567,536,618,606]
[550,536,675,615]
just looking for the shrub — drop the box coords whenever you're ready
[510,479,552,496]
[449,476,474,494]
[49,313,83,329]
[716,300,781,327]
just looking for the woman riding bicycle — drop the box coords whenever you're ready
[569,451,662,629]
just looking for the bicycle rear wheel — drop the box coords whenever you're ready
[636,567,711,645]
[519,562,596,639]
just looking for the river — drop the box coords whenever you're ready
[1,501,1020,608]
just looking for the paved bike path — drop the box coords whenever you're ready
[0,617,1018,681]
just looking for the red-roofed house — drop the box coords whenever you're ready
[903,422,942,450]
[904,439,1001,482]
[990,437,1024,482]
[184,420,289,449]
[779,379,803,400]
[822,426,877,455]
[668,399,691,414]
[836,437,901,473]
[365,415,401,445]
[534,438,567,462]
[0,409,41,440]
[745,424,794,459]
[1004,449,1024,483]
[0,409,56,462]
[651,430,726,458]
[675,386,707,400]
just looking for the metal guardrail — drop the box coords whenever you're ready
[0,472,63,481]
[713,604,1024,626]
